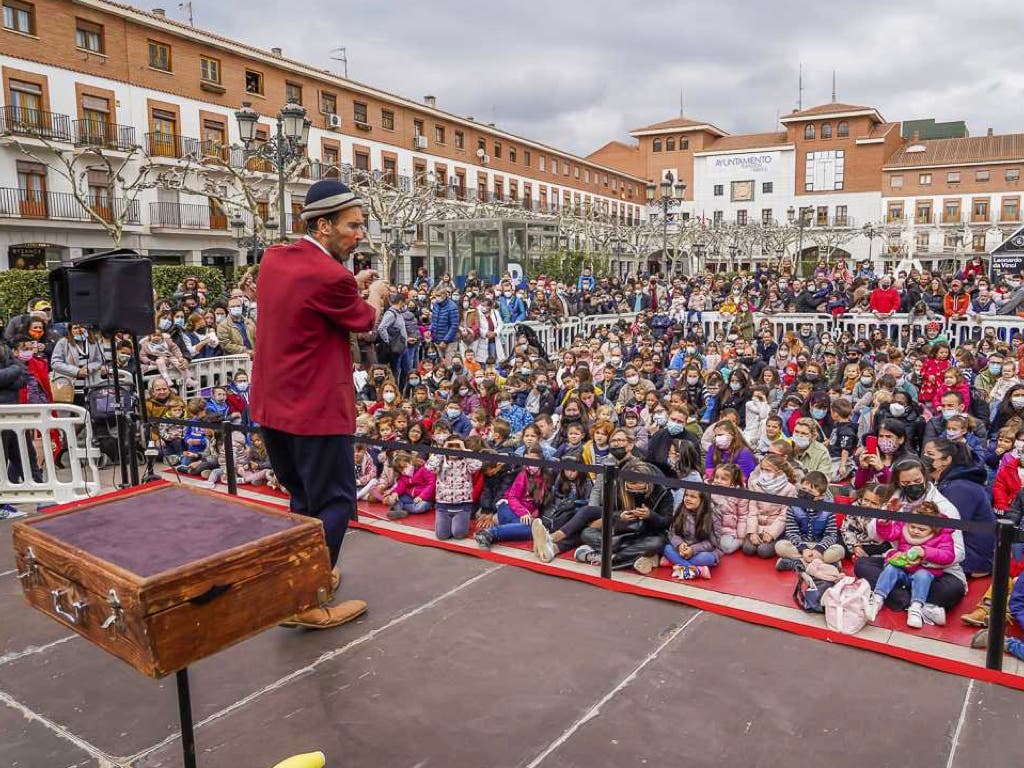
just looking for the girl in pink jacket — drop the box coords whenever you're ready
[474,447,548,549]
[867,501,957,629]
[385,453,437,520]
[709,463,748,554]
[743,454,798,558]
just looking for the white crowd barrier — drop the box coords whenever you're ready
[175,354,252,399]
[0,404,102,505]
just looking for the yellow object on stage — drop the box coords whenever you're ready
[271,752,326,768]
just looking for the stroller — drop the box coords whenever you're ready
[85,380,139,467]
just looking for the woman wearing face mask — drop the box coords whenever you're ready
[788,417,832,479]
[853,458,967,620]
[182,313,219,360]
[854,420,913,488]
[720,369,753,428]
[646,404,700,477]
[139,312,195,389]
[226,370,252,425]
[50,323,108,397]
[367,382,402,415]
[991,383,1024,436]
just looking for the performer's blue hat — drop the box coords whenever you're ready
[300,179,362,222]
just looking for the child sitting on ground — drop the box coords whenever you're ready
[205,386,230,419]
[743,454,797,558]
[841,483,893,560]
[205,421,246,488]
[755,415,785,460]
[158,400,186,463]
[179,404,211,473]
[774,470,844,569]
[355,442,379,500]
[867,501,956,628]
[426,434,483,540]
[476,451,518,530]
[709,463,748,554]
[385,452,437,520]
[238,431,273,487]
[664,487,720,580]
[474,447,548,549]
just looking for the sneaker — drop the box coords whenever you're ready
[866,593,884,622]
[960,604,990,627]
[694,566,712,580]
[0,505,27,520]
[907,602,924,629]
[531,518,557,563]
[279,600,367,629]
[670,565,686,580]
[922,603,947,627]
[386,506,409,521]
[971,628,989,650]
[775,557,801,572]
[1006,637,1024,661]
[473,530,493,550]
[633,553,660,575]
[573,545,600,565]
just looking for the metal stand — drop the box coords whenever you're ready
[986,518,1016,671]
[176,668,199,768]
[108,336,138,488]
[600,466,618,580]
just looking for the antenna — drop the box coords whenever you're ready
[832,70,837,103]
[798,62,804,111]
[178,0,193,25]
[329,47,348,78]
[679,89,684,118]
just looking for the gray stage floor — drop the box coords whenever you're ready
[2,523,1022,768]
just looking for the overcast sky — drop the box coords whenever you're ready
[171,0,1023,157]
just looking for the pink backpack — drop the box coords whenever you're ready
[821,576,872,635]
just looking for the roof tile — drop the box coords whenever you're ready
[886,134,1024,167]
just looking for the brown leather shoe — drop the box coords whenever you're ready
[961,605,990,627]
[330,569,341,592]
[280,600,367,629]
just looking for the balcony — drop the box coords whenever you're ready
[0,187,140,224]
[971,212,991,223]
[73,120,138,152]
[1001,209,1022,223]
[885,213,905,225]
[915,213,933,225]
[0,105,74,143]
[149,201,229,230]
[941,211,963,224]
[145,132,200,159]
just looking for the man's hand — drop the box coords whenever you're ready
[367,279,390,308]
[355,269,379,292]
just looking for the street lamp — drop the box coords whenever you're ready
[235,98,309,242]
[787,205,811,276]
[646,171,686,275]
[230,214,266,265]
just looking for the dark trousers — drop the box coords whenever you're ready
[854,555,967,610]
[2,429,40,484]
[262,427,356,568]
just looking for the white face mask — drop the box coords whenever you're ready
[793,435,811,449]
[889,403,906,417]
[382,391,396,403]
[714,434,731,449]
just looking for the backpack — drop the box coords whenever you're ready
[821,575,872,635]
[792,571,829,613]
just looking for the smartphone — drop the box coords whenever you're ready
[865,435,879,455]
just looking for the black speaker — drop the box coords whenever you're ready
[49,249,154,336]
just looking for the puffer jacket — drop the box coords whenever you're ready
[936,460,996,574]
[745,469,797,540]
[711,492,749,540]
[429,298,460,344]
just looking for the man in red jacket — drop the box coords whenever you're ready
[868,276,901,316]
[252,179,389,629]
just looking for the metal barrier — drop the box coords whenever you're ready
[759,312,835,340]
[176,354,252,399]
[0,404,102,504]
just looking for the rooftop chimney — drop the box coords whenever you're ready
[912,130,919,142]
[424,95,437,108]
[466,116,474,122]
[987,127,994,137]
[152,7,165,16]
[487,122,495,127]
[271,47,282,56]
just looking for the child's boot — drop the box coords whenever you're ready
[907,601,924,629]
[961,599,991,627]
[866,593,884,622]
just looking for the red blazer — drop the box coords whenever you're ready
[251,238,376,435]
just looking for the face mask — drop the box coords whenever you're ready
[525,466,541,476]
[499,402,511,413]
[796,488,815,500]
[435,433,450,443]
[611,357,622,367]
[16,349,34,361]
[666,422,684,436]
[946,429,963,440]
[382,392,396,403]
[445,407,463,421]
[229,307,243,319]
[806,372,818,381]
[236,382,249,392]
[503,292,512,298]
[760,472,788,492]
[811,408,827,420]
[901,482,926,501]
[215,313,226,323]
[793,435,811,449]
[609,446,628,461]
[458,388,469,396]
[653,413,668,426]
[117,354,130,364]
[990,363,1003,375]
[28,327,45,340]
[174,317,185,327]
[626,375,639,386]
[409,377,420,386]
[520,367,532,376]
[73,333,87,343]
[878,437,898,455]
[686,376,699,386]
[1013,397,1024,409]
[714,434,732,449]
[158,318,172,331]
[730,381,742,392]
[941,408,958,421]
[860,376,873,386]
[888,403,906,417]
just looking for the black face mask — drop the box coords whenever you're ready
[901,482,927,501]
[796,489,815,500]
[609,446,628,461]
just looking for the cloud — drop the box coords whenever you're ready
[169,0,1024,155]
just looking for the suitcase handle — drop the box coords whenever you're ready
[51,589,88,625]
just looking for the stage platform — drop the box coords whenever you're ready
[2,481,1023,767]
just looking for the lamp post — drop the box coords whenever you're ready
[234,99,311,242]
[230,215,267,265]
[787,205,811,277]
[646,171,686,275]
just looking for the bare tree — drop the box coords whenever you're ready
[808,225,860,264]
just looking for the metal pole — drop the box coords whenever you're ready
[986,518,1016,671]
[600,466,618,580]
[223,422,238,496]
[276,120,287,242]
[176,668,198,768]
[109,336,130,489]
[661,199,668,277]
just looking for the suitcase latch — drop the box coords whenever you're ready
[101,589,126,633]
[51,588,88,625]
[16,546,39,584]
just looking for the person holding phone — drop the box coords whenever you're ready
[853,420,913,489]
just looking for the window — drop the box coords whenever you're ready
[712,210,724,225]
[821,123,832,139]
[652,138,662,152]
[736,209,748,225]
[16,160,47,217]
[454,130,464,149]
[9,79,41,120]
[320,92,336,115]
[943,201,961,223]
[916,232,931,251]
[761,208,773,226]
[762,181,773,194]
[973,198,989,220]
[919,173,932,185]
[413,119,424,137]
[323,144,339,170]
[584,169,590,183]
[887,202,904,222]
[200,55,221,84]
[1002,198,1020,221]
[493,142,501,158]
[680,138,689,150]
[890,175,903,188]
[550,158,557,174]
[538,156,545,172]
[353,102,368,125]
[148,40,172,71]
[1008,169,1021,182]
[837,121,849,138]
[713,184,723,197]
[80,95,110,143]
[976,170,990,182]
[804,150,845,191]
[380,109,394,130]
[201,118,226,160]
[816,206,828,226]
[804,124,815,140]
[731,180,754,202]
[354,151,369,171]
[244,70,264,95]
[509,147,516,163]
[563,162,570,176]
[435,125,445,144]
[916,202,932,224]
[666,137,676,151]
[574,166,580,179]
[947,171,960,184]
[149,108,178,157]
[285,81,302,105]
[835,205,848,226]
[477,138,486,152]
[972,233,987,252]
[523,150,531,167]
[382,157,396,184]
[75,19,103,52]
[3,1,34,34]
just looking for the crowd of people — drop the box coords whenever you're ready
[3,253,1024,660]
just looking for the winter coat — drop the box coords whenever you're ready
[429,298,460,344]
[668,509,722,560]
[870,485,966,585]
[505,469,546,518]
[791,440,832,479]
[479,465,518,513]
[877,520,957,577]
[392,465,437,502]
[783,504,839,553]
[935,461,996,574]
[919,358,950,406]
[711,493,749,540]
[993,455,1023,511]
[425,454,482,504]
[745,472,797,540]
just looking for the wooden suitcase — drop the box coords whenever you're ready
[11,483,332,678]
